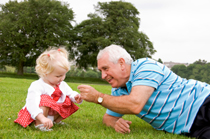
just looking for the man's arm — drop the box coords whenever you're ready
[103,113,132,134]
[78,85,154,114]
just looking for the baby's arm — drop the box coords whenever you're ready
[74,94,83,104]
[26,81,44,119]
[69,91,83,104]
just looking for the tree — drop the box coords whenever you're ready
[158,58,163,63]
[0,0,74,75]
[171,64,188,79]
[85,68,100,78]
[171,60,210,84]
[71,1,156,68]
[193,59,207,65]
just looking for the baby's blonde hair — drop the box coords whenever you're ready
[35,47,71,78]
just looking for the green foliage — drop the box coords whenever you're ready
[67,66,85,77]
[0,72,107,84]
[158,58,163,63]
[0,0,74,75]
[71,1,156,69]
[171,60,210,83]
[193,59,207,65]
[66,66,101,79]
[1,65,102,79]
[0,65,15,73]
[0,0,156,73]
[171,64,189,79]
[23,66,36,73]
[84,69,100,78]
[0,76,191,139]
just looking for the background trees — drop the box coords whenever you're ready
[71,1,155,68]
[1,0,209,83]
[0,0,156,74]
[171,59,210,84]
[0,0,74,75]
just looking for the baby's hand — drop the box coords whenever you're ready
[41,117,53,129]
[36,113,53,129]
[75,94,83,104]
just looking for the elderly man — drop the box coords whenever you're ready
[78,44,210,139]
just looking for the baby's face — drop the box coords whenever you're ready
[43,66,68,87]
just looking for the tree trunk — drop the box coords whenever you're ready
[17,61,24,75]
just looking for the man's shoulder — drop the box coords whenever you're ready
[132,58,154,67]
[132,58,164,71]
[134,58,157,64]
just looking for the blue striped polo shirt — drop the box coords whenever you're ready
[106,58,210,134]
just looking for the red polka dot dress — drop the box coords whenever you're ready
[14,79,80,127]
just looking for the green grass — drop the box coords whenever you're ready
[0,74,192,139]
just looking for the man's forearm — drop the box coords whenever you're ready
[100,86,154,115]
[101,94,142,114]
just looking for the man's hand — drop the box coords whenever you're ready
[114,118,132,134]
[77,85,100,103]
[103,114,132,134]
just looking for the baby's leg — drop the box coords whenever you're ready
[54,113,63,123]
[35,106,49,126]
[48,108,63,123]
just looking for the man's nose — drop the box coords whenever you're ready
[101,71,107,79]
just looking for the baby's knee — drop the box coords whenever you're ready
[39,106,50,116]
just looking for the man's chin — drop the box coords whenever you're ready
[108,80,119,88]
[110,84,119,88]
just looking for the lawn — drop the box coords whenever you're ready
[0,74,191,139]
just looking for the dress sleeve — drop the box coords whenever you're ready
[25,81,43,120]
[62,82,82,104]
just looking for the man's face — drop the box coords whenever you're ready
[97,53,126,88]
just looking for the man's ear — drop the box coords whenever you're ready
[118,58,126,70]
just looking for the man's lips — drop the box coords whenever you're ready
[106,77,113,83]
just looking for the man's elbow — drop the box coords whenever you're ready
[102,114,110,126]
[102,115,106,124]
[130,104,142,115]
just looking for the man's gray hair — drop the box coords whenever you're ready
[97,44,133,64]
